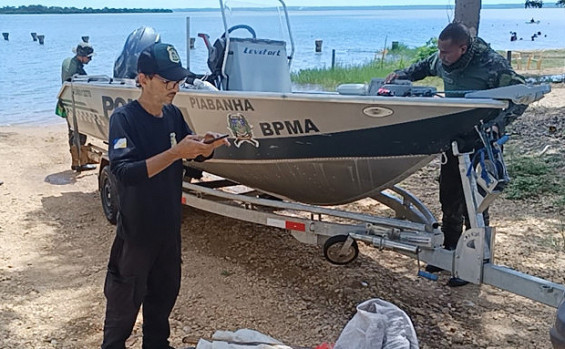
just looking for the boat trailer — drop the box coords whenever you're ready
[175,139,565,347]
[179,142,565,309]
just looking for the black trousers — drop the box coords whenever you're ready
[440,150,490,250]
[101,234,181,349]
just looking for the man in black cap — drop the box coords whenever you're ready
[60,40,97,171]
[101,42,229,349]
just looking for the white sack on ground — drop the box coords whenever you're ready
[334,298,419,349]
[196,328,293,349]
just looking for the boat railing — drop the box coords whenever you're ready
[70,74,136,86]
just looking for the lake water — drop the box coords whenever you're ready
[0,7,564,126]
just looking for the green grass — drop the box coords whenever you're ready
[290,38,445,91]
[291,59,408,90]
[290,58,445,91]
[220,270,234,277]
[505,152,565,209]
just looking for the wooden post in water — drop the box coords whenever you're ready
[186,17,191,70]
[31,32,37,41]
[331,49,336,69]
[315,39,322,53]
[37,35,45,45]
[506,51,512,66]
[2,33,8,41]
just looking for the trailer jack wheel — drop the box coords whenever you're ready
[323,235,359,265]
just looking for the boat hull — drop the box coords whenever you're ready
[189,155,435,205]
[57,82,506,205]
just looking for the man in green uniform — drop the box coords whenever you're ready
[61,41,96,171]
[386,22,526,287]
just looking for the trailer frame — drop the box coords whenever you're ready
[173,142,565,309]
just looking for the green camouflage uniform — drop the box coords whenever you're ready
[61,56,87,83]
[394,37,525,97]
[60,55,88,165]
[394,37,526,251]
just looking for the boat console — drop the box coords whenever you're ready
[218,36,292,92]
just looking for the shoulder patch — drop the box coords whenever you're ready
[113,137,127,149]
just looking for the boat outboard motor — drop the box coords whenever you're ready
[113,26,161,79]
[207,34,227,81]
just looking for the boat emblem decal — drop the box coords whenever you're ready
[362,106,394,118]
[227,113,259,148]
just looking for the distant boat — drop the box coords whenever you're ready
[526,20,541,24]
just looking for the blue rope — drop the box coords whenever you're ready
[466,134,509,186]
[468,149,492,185]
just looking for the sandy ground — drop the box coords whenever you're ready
[0,85,564,349]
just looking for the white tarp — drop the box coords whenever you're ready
[196,298,418,349]
[334,298,419,349]
[196,328,293,349]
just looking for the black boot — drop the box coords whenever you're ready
[448,277,469,287]
[72,164,97,172]
[425,264,443,273]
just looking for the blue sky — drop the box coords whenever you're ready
[0,0,526,9]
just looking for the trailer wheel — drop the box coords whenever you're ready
[323,235,359,265]
[100,166,118,225]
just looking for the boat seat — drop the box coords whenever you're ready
[214,37,292,93]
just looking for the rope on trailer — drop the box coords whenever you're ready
[466,124,510,189]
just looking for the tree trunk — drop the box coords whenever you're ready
[454,0,481,37]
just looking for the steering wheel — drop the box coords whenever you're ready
[221,24,256,39]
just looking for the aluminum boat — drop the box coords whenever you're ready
[56,0,546,205]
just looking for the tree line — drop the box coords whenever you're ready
[525,0,565,7]
[525,1,544,8]
[0,5,172,14]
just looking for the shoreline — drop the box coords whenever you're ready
[0,119,66,129]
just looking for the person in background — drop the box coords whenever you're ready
[101,42,229,349]
[385,22,526,287]
[60,40,96,171]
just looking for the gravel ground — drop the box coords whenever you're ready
[0,84,563,349]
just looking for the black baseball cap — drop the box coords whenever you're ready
[137,43,189,81]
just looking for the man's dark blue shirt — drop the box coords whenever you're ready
[108,101,190,244]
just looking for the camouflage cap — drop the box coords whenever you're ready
[73,41,95,57]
